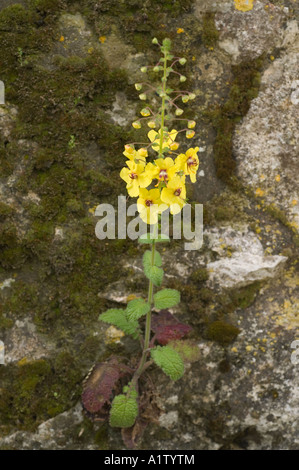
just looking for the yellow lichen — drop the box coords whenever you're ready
[234,0,254,12]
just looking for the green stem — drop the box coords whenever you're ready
[131,48,168,388]
[159,48,168,158]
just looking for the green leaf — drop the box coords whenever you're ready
[109,391,138,428]
[143,250,163,285]
[126,298,150,322]
[138,234,170,244]
[151,345,184,381]
[142,250,162,269]
[99,309,139,339]
[154,289,181,310]
[145,265,164,287]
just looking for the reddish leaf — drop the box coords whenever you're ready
[82,357,131,420]
[151,310,192,345]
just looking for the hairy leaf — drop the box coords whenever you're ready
[126,299,150,322]
[154,289,180,310]
[109,390,138,428]
[151,345,184,381]
[142,250,162,269]
[99,308,139,339]
[151,310,192,345]
[82,358,131,419]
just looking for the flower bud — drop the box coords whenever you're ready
[180,75,187,82]
[152,37,159,45]
[189,93,196,100]
[140,108,150,117]
[188,120,196,129]
[153,66,160,72]
[147,120,156,128]
[132,121,141,129]
[182,95,189,103]
[135,83,142,91]
[139,93,147,100]
[186,130,195,139]
[175,108,183,116]
[140,66,147,73]
[179,58,187,65]
[124,144,134,153]
[170,142,179,151]
[138,148,148,157]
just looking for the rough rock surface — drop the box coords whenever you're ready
[234,29,299,228]
[0,0,298,452]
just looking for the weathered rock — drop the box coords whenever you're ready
[0,403,88,450]
[3,316,53,364]
[215,1,286,62]
[234,32,299,228]
[206,227,288,289]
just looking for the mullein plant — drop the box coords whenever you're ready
[82,38,201,444]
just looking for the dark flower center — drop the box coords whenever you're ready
[129,172,138,179]
[145,199,153,207]
[174,188,182,196]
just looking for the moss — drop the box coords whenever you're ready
[206,55,265,188]
[94,424,109,449]
[203,190,251,227]
[190,267,209,283]
[0,355,82,430]
[0,202,14,221]
[206,320,240,346]
[201,12,219,48]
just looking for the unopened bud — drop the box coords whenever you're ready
[124,144,134,153]
[140,108,150,116]
[179,58,187,65]
[175,108,183,116]
[153,66,160,72]
[188,120,196,129]
[186,130,195,139]
[170,142,179,151]
[180,75,187,82]
[189,93,196,100]
[182,95,189,103]
[132,121,141,129]
[135,83,142,91]
[138,148,148,157]
[147,121,156,128]
[152,37,159,45]
[139,93,147,100]
[140,67,147,73]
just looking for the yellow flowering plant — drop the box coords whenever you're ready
[83,38,201,442]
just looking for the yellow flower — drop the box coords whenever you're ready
[123,145,148,164]
[176,147,199,183]
[146,157,179,185]
[137,188,166,225]
[148,128,179,153]
[120,161,152,197]
[161,176,186,214]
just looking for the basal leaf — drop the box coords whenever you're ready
[82,358,131,419]
[151,310,192,345]
[109,391,139,428]
[151,345,184,381]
